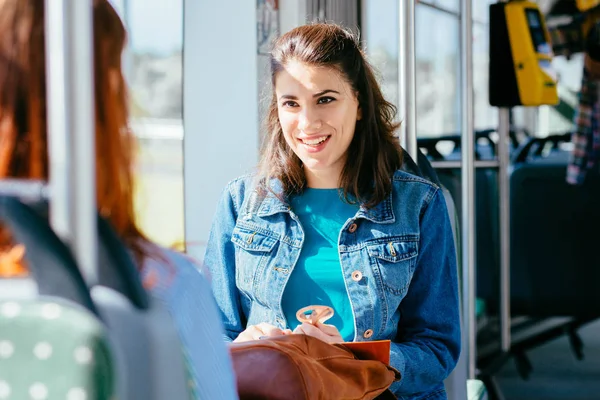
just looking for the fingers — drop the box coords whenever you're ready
[315,322,341,337]
[233,325,262,342]
[293,322,323,337]
[234,322,344,344]
[233,323,287,343]
[293,322,344,344]
[256,322,285,337]
[293,323,335,342]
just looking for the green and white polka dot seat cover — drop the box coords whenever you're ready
[0,298,114,400]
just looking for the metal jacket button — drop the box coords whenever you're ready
[363,329,374,339]
[348,223,358,233]
[351,270,363,282]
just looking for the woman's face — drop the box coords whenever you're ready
[275,60,361,187]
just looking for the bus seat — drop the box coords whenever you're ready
[0,196,193,400]
[510,134,600,317]
[441,184,489,400]
[0,196,117,399]
[403,151,489,400]
[0,297,114,399]
[91,287,192,400]
[90,215,192,400]
[418,135,501,316]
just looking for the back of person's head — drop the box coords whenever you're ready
[0,0,149,267]
[260,22,403,207]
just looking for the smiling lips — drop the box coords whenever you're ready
[299,135,331,147]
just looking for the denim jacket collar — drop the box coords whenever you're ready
[252,179,395,224]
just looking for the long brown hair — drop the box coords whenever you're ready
[259,23,403,208]
[0,0,150,266]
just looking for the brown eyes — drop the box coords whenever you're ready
[281,97,336,108]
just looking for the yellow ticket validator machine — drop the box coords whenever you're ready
[489,1,558,107]
[577,0,600,12]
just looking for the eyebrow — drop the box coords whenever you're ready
[279,89,341,100]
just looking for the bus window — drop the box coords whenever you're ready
[415,5,460,138]
[111,0,184,249]
[363,0,399,108]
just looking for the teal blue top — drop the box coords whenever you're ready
[281,188,359,341]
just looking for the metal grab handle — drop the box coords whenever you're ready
[45,0,97,285]
[0,180,49,201]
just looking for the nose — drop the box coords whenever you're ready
[297,107,322,132]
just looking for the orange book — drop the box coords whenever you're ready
[342,340,391,365]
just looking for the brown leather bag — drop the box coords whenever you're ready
[229,334,400,400]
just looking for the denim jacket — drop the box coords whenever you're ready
[204,169,461,399]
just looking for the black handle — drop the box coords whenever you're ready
[513,133,572,163]
[513,138,544,163]
[417,129,498,160]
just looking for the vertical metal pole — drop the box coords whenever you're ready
[460,0,476,380]
[498,108,511,352]
[496,0,511,354]
[45,0,98,284]
[45,0,71,242]
[398,0,417,159]
[122,0,133,81]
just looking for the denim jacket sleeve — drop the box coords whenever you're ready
[204,182,246,342]
[389,188,461,396]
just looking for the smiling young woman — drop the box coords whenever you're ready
[204,22,461,399]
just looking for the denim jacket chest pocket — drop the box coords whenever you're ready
[231,225,279,302]
[366,236,419,300]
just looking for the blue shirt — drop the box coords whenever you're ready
[282,188,358,340]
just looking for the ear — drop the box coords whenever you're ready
[354,91,362,121]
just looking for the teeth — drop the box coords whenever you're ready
[302,136,328,145]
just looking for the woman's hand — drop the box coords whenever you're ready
[293,322,344,344]
[234,323,292,342]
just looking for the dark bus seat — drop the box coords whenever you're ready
[402,150,488,400]
[510,134,600,317]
